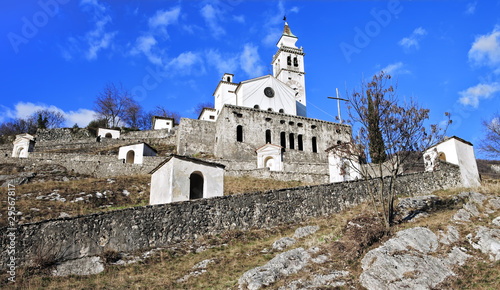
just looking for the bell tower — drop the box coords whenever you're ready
[272,21,307,117]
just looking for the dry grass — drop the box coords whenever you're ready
[2,178,499,289]
[224,176,306,195]
[0,175,150,227]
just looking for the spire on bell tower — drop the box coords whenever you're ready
[271,20,307,117]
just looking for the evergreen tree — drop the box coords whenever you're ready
[367,91,386,164]
[37,113,48,129]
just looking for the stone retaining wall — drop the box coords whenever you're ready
[0,162,461,270]
[0,153,165,178]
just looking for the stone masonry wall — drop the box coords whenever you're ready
[0,153,165,178]
[214,105,351,163]
[0,163,461,270]
[176,118,216,156]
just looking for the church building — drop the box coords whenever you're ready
[176,22,352,181]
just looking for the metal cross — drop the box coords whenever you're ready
[328,88,349,124]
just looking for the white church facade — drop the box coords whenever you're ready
[176,22,352,179]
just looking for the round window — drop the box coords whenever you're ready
[264,87,275,98]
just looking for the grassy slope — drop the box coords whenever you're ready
[1,178,499,289]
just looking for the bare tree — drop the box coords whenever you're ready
[0,118,37,136]
[479,112,500,158]
[138,110,155,131]
[341,71,450,229]
[153,105,181,124]
[194,101,214,116]
[94,83,133,128]
[30,109,66,129]
[121,99,143,129]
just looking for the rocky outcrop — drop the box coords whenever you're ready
[360,227,470,290]
[238,247,311,290]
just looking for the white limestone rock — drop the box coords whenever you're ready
[452,209,472,222]
[488,198,500,211]
[360,227,469,290]
[463,202,480,217]
[492,216,500,227]
[439,225,460,245]
[238,247,311,290]
[468,226,500,261]
[52,256,104,277]
[279,271,349,290]
[272,237,297,251]
[293,225,320,239]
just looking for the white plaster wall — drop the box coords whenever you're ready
[118,144,146,164]
[97,128,120,139]
[12,143,28,158]
[454,139,481,187]
[236,76,297,115]
[424,138,480,187]
[214,83,237,115]
[153,119,172,130]
[12,138,34,158]
[328,154,361,183]
[199,110,216,122]
[150,160,174,205]
[149,157,224,205]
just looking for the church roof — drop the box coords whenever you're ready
[149,154,226,174]
[282,22,297,38]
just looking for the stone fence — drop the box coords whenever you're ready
[0,162,462,270]
[0,153,165,178]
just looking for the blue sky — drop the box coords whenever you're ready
[1,0,500,158]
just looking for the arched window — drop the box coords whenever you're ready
[279,109,284,113]
[312,137,317,153]
[293,57,298,67]
[438,152,446,161]
[236,125,243,142]
[266,129,272,144]
[105,133,112,138]
[189,172,204,200]
[227,76,231,82]
[280,132,286,149]
[267,108,273,112]
[254,105,260,109]
[287,55,291,66]
[126,150,135,164]
[298,134,303,151]
[289,133,295,149]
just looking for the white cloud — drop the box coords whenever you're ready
[168,51,204,75]
[61,0,117,61]
[131,35,163,65]
[465,1,477,15]
[262,0,300,47]
[459,82,500,108]
[65,108,96,127]
[240,44,265,78]
[201,4,225,38]
[3,102,96,127]
[398,27,427,51]
[206,49,238,74]
[148,6,181,35]
[468,26,500,69]
[380,62,410,76]
[233,15,245,24]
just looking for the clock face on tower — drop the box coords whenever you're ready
[286,79,304,96]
